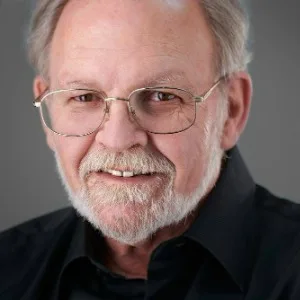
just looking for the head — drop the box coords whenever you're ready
[28,0,252,245]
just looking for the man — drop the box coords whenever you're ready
[1,0,300,299]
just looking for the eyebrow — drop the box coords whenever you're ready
[60,69,196,93]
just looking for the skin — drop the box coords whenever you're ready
[33,0,252,278]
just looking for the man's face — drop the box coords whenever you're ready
[38,0,228,244]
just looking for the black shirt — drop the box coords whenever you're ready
[1,147,300,299]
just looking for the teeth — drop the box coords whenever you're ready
[103,169,154,177]
[108,170,123,177]
[123,171,134,177]
[106,169,135,177]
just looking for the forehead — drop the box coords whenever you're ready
[49,0,215,89]
[158,0,189,10]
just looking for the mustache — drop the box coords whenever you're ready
[79,147,175,180]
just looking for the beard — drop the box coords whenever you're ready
[55,103,226,245]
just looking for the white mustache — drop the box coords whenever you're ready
[79,148,175,180]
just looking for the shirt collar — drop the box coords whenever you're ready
[62,217,105,267]
[184,146,256,292]
[53,217,106,298]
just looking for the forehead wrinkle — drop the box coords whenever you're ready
[53,74,104,90]
[55,69,196,94]
[133,70,195,90]
[59,80,102,90]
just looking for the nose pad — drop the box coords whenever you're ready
[104,104,110,114]
[102,98,136,124]
[128,105,136,116]
[100,102,110,124]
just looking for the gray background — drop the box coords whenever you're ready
[1,0,299,232]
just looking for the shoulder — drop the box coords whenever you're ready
[252,184,300,253]
[248,185,300,298]
[248,185,300,255]
[253,185,300,235]
[0,207,77,295]
[254,185,300,220]
[0,207,76,247]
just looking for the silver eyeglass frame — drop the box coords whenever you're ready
[33,77,225,137]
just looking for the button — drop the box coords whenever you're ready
[175,242,186,248]
[96,268,102,275]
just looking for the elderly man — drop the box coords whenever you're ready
[1,0,300,299]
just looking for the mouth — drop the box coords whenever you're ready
[103,169,155,178]
[85,168,159,184]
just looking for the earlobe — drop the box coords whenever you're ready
[221,72,252,150]
[33,76,56,151]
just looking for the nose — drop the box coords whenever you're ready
[94,98,148,151]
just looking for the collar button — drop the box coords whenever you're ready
[176,242,186,248]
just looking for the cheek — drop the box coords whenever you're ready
[150,98,221,195]
[151,127,208,194]
[52,134,95,190]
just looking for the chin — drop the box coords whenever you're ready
[67,178,212,245]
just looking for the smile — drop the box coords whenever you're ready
[100,169,154,178]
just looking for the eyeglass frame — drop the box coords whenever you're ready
[33,76,226,137]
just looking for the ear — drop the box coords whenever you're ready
[221,72,252,151]
[33,76,56,151]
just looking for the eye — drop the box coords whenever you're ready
[73,93,99,102]
[153,91,176,102]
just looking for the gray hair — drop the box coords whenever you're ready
[27,0,251,78]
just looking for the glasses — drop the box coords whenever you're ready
[33,78,223,136]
